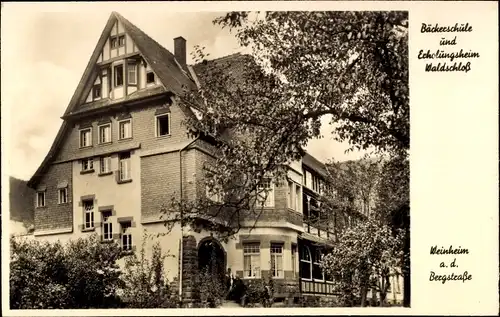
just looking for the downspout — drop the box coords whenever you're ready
[178,135,199,301]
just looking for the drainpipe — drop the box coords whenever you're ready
[178,135,199,301]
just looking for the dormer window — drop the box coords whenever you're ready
[127,63,137,85]
[114,64,124,87]
[146,70,155,84]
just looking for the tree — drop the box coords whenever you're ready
[172,11,410,304]
[174,11,409,236]
[321,218,404,307]
[375,155,410,306]
[120,236,178,308]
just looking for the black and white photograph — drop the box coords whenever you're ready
[2,1,496,314]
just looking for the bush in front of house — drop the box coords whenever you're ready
[120,238,179,308]
[10,234,124,309]
[240,277,274,307]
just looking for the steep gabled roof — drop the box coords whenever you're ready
[28,12,199,188]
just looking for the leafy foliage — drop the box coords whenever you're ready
[321,218,403,307]
[120,236,178,308]
[10,234,124,309]
[171,11,408,239]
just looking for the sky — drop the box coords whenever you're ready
[2,3,365,181]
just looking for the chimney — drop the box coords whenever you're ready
[174,36,186,66]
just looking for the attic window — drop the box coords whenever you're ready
[93,84,101,100]
[110,35,125,49]
[146,71,155,84]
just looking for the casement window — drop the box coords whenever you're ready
[127,63,137,85]
[156,114,170,137]
[83,200,95,229]
[58,188,68,204]
[119,152,131,181]
[110,36,118,49]
[102,210,113,241]
[79,128,92,148]
[36,191,46,208]
[287,181,301,212]
[146,70,155,84]
[118,119,132,139]
[110,35,125,49]
[257,178,274,207]
[114,64,124,87]
[98,123,111,144]
[92,84,101,100]
[121,221,133,251]
[118,35,125,47]
[312,249,325,281]
[270,243,284,278]
[81,158,94,172]
[291,244,297,278]
[300,245,312,280]
[99,156,112,174]
[243,243,261,278]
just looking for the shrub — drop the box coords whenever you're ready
[242,277,274,307]
[10,234,124,309]
[120,237,178,308]
[193,261,226,307]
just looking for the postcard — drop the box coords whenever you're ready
[1,1,498,316]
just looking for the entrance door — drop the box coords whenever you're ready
[198,238,226,285]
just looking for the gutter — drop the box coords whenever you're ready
[178,135,199,301]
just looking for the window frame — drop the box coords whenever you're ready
[257,178,274,208]
[92,84,102,100]
[110,36,118,49]
[127,63,137,85]
[118,119,132,140]
[155,113,171,137]
[114,64,124,88]
[102,210,113,242]
[58,187,68,204]
[300,245,312,281]
[121,222,133,251]
[98,123,112,144]
[36,191,46,208]
[99,156,112,174]
[79,127,92,148]
[146,70,155,85]
[243,242,261,279]
[312,249,325,282]
[83,199,95,230]
[119,152,131,182]
[270,243,284,279]
[81,157,94,172]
